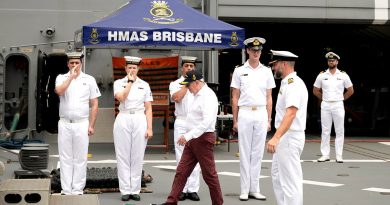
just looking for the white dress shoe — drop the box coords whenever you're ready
[239,193,248,201]
[249,192,266,200]
[317,156,330,162]
[336,155,343,163]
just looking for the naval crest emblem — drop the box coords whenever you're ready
[144,1,183,24]
[229,32,239,46]
[88,28,100,44]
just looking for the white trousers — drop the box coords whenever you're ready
[237,108,267,194]
[320,101,345,157]
[113,113,148,195]
[174,118,200,193]
[58,119,89,195]
[272,131,305,205]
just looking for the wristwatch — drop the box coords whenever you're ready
[128,79,134,83]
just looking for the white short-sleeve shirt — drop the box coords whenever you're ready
[275,72,308,132]
[56,72,101,120]
[169,76,194,117]
[313,68,353,102]
[114,77,153,111]
[230,61,276,106]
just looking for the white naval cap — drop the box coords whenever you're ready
[124,56,142,65]
[244,37,266,51]
[269,50,298,64]
[325,52,340,60]
[181,56,199,64]
[66,52,84,59]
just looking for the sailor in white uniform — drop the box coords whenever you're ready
[231,37,275,201]
[169,56,201,201]
[313,52,354,163]
[55,52,101,195]
[267,50,308,205]
[113,56,153,202]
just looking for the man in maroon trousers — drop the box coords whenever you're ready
[151,70,223,205]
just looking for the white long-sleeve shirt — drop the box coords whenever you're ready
[183,84,218,141]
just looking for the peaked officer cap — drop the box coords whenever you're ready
[325,52,340,60]
[269,50,299,64]
[244,37,266,51]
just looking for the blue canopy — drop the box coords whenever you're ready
[81,0,244,49]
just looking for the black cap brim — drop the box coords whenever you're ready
[248,46,262,51]
[268,60,278,65]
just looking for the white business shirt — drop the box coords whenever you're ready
[56,72,101,120]
[230,61,276,106]
[183,84,218,141]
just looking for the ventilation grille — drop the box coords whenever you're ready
[19,147,49,170]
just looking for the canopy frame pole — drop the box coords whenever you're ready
[241,48,246,64]
[83,46,87,73]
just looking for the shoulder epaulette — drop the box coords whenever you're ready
[288,78,294,84]
[235,64,244,68]
[341,70,346,73]
[320,71,324,74]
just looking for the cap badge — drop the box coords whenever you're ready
[253,39,260,46]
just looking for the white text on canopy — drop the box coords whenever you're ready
[108,31,222,44]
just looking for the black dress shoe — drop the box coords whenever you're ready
[131,194,141,201]
[121,194,130,201]
[187,192,200,201]
[149,203,167,205]
[179,192,187,201]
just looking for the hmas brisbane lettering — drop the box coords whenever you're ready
[108,31,148,42]
[107,31,222,44]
